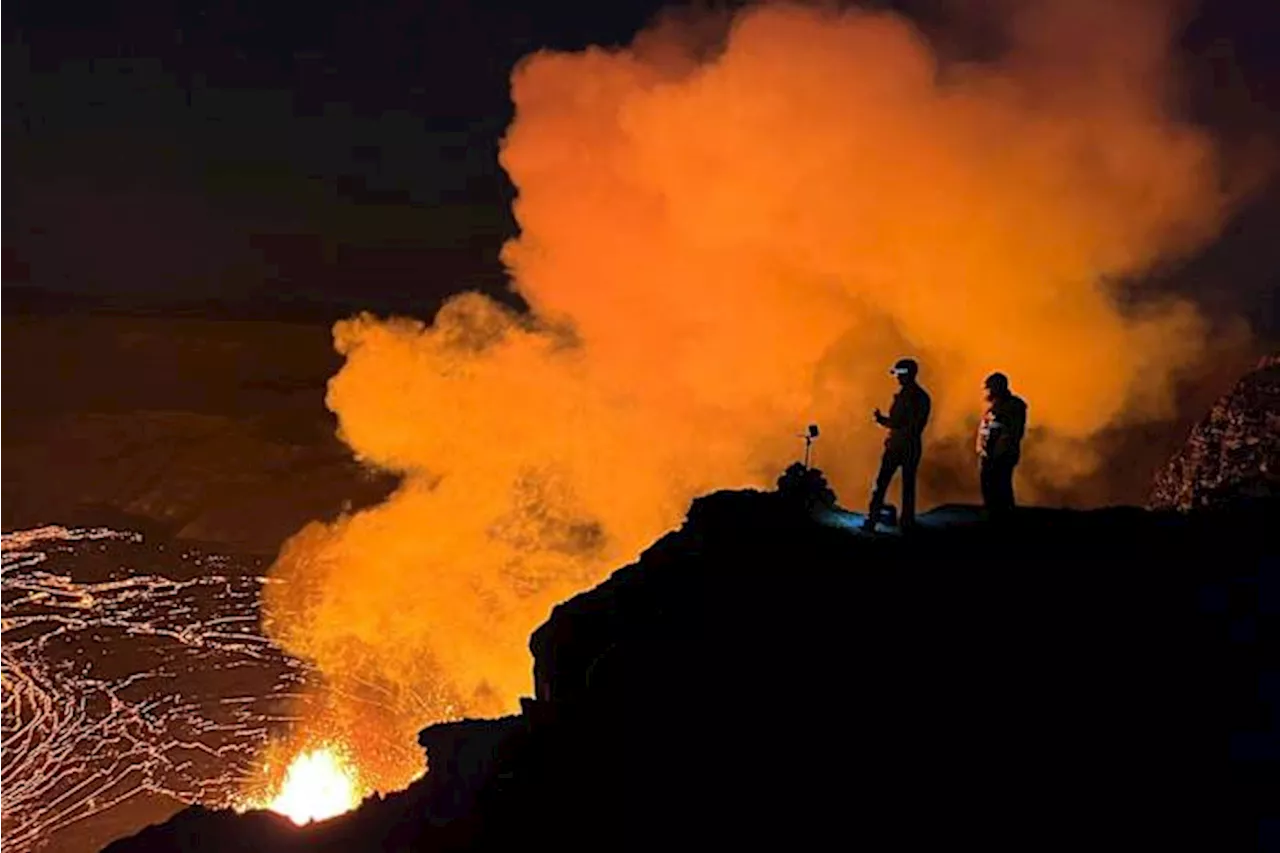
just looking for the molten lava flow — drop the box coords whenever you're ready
[262,746,363,826]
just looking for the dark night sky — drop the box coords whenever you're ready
[4,0,1279,333]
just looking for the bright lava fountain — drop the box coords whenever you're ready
[260,746,364,825]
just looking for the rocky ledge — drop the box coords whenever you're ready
[107,473,1278,852]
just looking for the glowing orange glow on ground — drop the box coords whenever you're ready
[255,746,364,826]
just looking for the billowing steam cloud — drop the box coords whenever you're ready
[264,0,1243,789]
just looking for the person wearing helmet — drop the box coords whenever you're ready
[976,372,1028,514]
[863,357,931,532]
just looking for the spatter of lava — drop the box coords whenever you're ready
[0,526,323,851]
[249,744,366,826]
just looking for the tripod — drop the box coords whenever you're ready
[798,424,820,469]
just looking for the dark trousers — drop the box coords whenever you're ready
[868,442,920,526]
[980,454,1018,512]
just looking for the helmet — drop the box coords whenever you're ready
[984,372,1010,393]
[890,358,919,379]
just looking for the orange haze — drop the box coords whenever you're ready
[263,0,1247,791]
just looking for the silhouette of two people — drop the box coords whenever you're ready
[976,371,1028,515]
[863,358,931,532]
[862,360,1029,529]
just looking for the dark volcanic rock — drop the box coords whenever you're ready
[1150,354,1280,510]
[105,487,1279,853]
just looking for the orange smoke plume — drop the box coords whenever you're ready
[264,0,1245,791]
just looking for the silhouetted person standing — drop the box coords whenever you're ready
[976,372,1028,514]
[864,358,931,531]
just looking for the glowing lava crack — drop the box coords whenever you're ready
[0,526,414,852]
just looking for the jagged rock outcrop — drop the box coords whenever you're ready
[1150,354,1280,510]
[106,486,1279,853]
